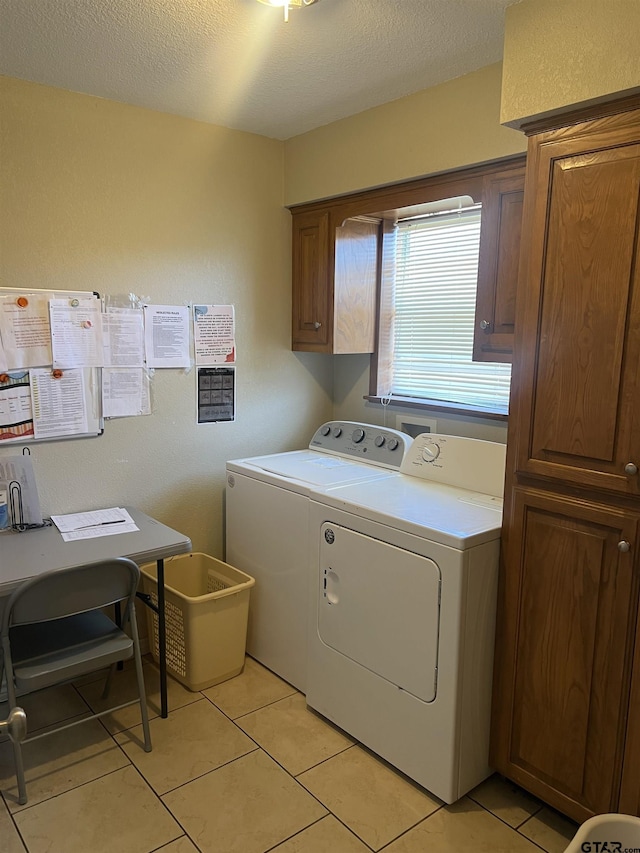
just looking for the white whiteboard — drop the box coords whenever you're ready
[0,287,103,444]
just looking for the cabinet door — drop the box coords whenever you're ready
[292,210,331,350]
[619,611,640,817]
[473,162,525,363]
[491,487,639,822]
[333,218,379,354]
[512,113,640,494]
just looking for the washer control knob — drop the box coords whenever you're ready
[320,425,331,436]
[421,440,441,462]
[332,426,342,438]
[387,438,399,451]
[352,428,365,443]
[374,435,385,448]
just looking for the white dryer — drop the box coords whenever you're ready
[225,422,412,691]
[306,432,506,804]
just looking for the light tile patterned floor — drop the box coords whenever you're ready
[0,656,580,853]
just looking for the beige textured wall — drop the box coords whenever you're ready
[284,63,525,206]
[501,0,640,127]
[0,76,333,557]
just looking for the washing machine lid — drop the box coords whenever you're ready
[226,422,412,493]
[314,476,503,549]
[227,450,398,493]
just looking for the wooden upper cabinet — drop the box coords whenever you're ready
[292,210,331,350]
[291,210,380,354]
[473,160,525,363]
[333,218,378,354]
[513,110,640,494]
[291,157,524,358]
[491,486,640,822]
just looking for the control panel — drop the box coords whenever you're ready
[400,433,507,498]
[309,422,413,469]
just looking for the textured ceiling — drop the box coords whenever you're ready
[0,0,516,140]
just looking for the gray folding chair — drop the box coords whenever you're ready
[0,557,151,804]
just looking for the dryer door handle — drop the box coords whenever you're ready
[324,569,340,605]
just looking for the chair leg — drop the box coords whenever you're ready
[2,641,28,804]
[129,606,152,752]
[101,663,116,700]
[11,737,27,805]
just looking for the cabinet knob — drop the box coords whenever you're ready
[480,319,491,331]
[618,540,631,553]
[314,321,322,330]
[624,462,638,476]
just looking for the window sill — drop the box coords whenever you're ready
[364,395,508,422]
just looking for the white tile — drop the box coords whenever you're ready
[163,749,327,853]
[116,698,256,794]
[236,693,353,775]
[14,765,181,853]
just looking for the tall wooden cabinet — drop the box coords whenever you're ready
[491,103,640,823]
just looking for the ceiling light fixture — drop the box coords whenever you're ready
[257,0,318,24]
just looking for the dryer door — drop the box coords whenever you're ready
[318,523,441,702]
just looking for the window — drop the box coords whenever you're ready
[382,202,512,415]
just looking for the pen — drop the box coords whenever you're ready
[75,519,126,529]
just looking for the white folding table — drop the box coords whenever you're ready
[0,507,192,717]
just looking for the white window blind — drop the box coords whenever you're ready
[391,206,511,414]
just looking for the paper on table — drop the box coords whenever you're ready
[58,522,139,542]
[50,507,135,532]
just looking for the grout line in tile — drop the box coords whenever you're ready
[463,794,552,847]
[4,797,28,853]
[225,690,301,722]
[5,762,134,815]
[125,760,197,851]
[376,804,446,852]
[261,815,335,853]
[156,744,260,798]
[291,741,357,780]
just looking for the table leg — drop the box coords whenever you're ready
[157,557,168,718]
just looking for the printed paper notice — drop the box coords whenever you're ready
[193,305,236,365]
[0,291,55,369]
[50,296,104,368]
[0,335,8,372]
[102,368,151,418]
[30,368,89,439]
[143,305,190,368]
[0,371,34,443]
[102,308,145,367]
[197,367,235,423]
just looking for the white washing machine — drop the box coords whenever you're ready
[225,422,412,691]
[306,432,506,803]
